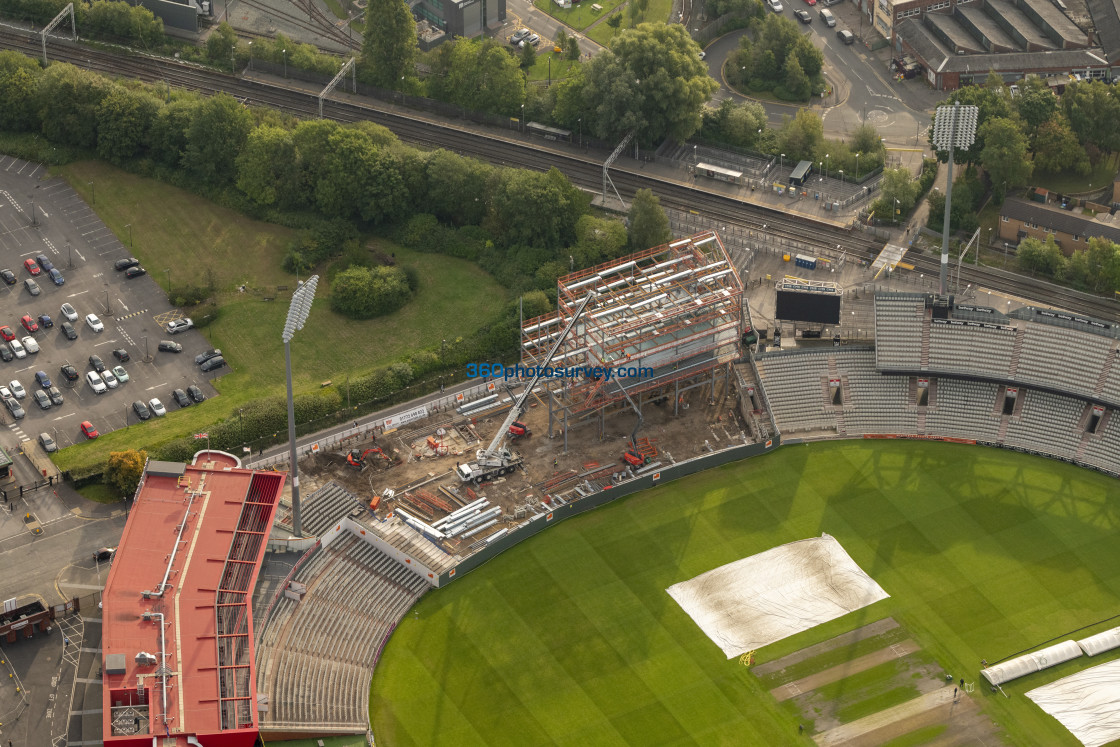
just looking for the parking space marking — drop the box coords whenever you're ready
[93,339,117,348]
[52,412,75,421]
[146,383,167,391]
[67,290,90,297]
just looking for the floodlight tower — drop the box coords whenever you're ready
[283,275,319,538]
[932,101,979,296]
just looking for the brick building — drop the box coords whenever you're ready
[999,197,1120,254]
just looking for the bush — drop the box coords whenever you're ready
[170,283,211,307]
[329,265,413,319]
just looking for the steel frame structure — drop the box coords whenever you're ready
[521,231,744,449]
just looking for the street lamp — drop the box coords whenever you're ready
[839,169,844,186]
[87,181,94,205]
[825,153,830,179]
[855,152,861,178]
[124,223,132,247]
[932,100,979,295]
[248,40,252,71]
[67,241,72,269]
[239,408,244,447]
[282,48,287,78]
[895,198,900,226]
[164,268,171,301]
[284,275,320,538]
[578,117,582,147]
[780,153,785,171]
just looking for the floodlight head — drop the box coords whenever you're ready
[282,274,319,343]
[932,102,979,151]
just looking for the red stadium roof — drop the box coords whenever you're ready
[101,456,284,746]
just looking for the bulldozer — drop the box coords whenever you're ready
[347,447,390,470]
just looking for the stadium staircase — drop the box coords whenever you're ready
[254,532,428,736]
[1095,346,1118,397]
[1008,330,1025,377]
[920,316,931,367]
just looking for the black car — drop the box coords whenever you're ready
[113,348,130,363]
[35,254,53,272]
[32,389,50,410]
[200,355,226,372]
[132,400,151,420]
[157,340,182,353]
[89,355,106,373]
[794,9,811,22]
[187,384,205,403]
[47,386,63,406]
[0,346,11,363]
[93,547,116,561]
[0,269,14,285]
[114,257,140,271]
[172,388,191,407]
[124,266,147,279]
[194,349,222,365]
[60,363,78,381]
[38,314,52,329]
[61,321,77,340]
[4,397,24,420]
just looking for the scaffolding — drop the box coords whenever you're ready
[522,231,745,450]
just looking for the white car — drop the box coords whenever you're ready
[86,371,107,394]
[8,380,25,399]
[0,386,11,400]
[101,369,119,389]
[86,313,104,332]
[60,303,78,322]
[21,336,38,354]
[767,0,783,10]
[9,339,25,359]
[149,397,167,417]
[166,318,194,334]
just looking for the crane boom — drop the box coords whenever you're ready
[481,290,597,458]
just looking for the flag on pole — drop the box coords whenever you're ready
[194,433,208,439]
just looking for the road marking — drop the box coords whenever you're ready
[93,339,117,347]
[118,301,128,312]
[37,205,48,218]
[146,383,167,391]
[67,290,89,297]
[52,413,75,421]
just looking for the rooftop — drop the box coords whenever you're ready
[1086,0,1120,62]
[1001,197,1120,243]
[101,457,284,745]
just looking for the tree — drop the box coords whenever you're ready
[718,100,767,148]
[979,116,1032,196]
[96,86,159,164]
[206,22,238,64]
[567,35,581,61]
[572,214,628,267]
[583,23,717,144]
[1061,80,1120,161]
[37,63,111,148]
[1015,79,1058,135]
[556,28,568,51]
[424,149,493,226]
[314,128,407,224]
[145,97,198,168]
[183,93,253,185]
[777,108,823,162]
[1032,114,1088,175]
[237,125,302,207]
[105,449,147,496]
[879,166,919,213]
[520,40,537,69]
[489,167,589,250]
[928,85,1013,165]
[0,66,40,133]
[781,53,810,101]
[426,38,525,116]
[1016,235,1066,277]
[792,36,823,79]
[360,0,418,89]
[627,188,670,250]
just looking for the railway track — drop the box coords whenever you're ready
[2,27,1117,321]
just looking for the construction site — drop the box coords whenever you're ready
[285,231,770,579]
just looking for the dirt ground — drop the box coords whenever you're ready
[297,368,751,545]
[757,618,1006,746]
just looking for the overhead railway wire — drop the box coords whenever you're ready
[1,28,1116,321]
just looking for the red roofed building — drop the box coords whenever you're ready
[101,452,285,746]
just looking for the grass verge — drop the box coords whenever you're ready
[76,483,122,504]
[531,0,624,31]
[372,440,1120,746]
[1032,154,1118,196]
[49,163,508,472]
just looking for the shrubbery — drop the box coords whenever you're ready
[330,265,413,319]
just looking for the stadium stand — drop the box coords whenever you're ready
[753,292,1120,477]
[274,481,367,536]
[255,531,428,737]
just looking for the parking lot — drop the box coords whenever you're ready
[0,156,223,451]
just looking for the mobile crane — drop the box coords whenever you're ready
[457,290,597,484]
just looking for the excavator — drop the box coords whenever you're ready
[457,290,597,485]
[347,447,390,470]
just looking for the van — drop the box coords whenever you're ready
[819,8,836,26]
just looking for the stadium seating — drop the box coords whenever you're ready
[752,291,1120,479]
[255,531,428,732]
[289,481,366,538]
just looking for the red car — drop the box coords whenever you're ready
[0,326,14,342]
[80,420,99,439]
[20,315,38,333]
[23,258,40,276]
